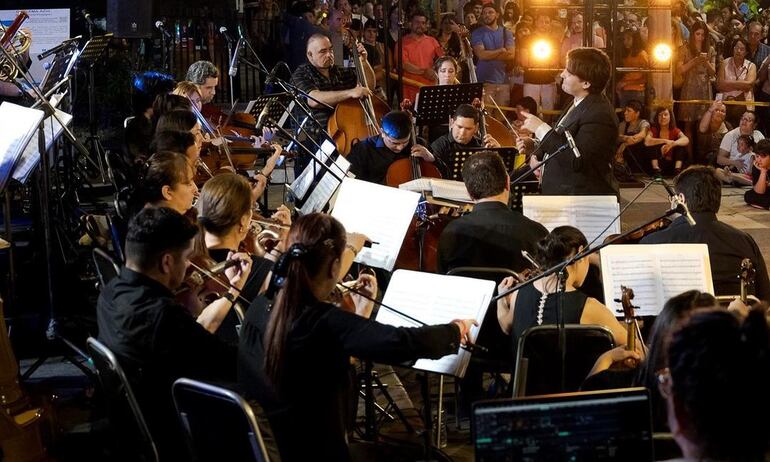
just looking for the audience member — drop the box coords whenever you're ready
[399,10,444,101]
[472,4,516,107]
[615,100,650,179]
[644,106,689,176]
[717,37,757,126]
[745,138,770,209]
[697,100,731,165]
[616,29,649,108]
[716,111,764,175]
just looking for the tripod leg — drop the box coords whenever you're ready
[370,373,415,434]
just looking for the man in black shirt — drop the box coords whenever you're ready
[641,166,770,300]
[430,103,501,177]
[347,110,436,184]
[97,208,247,458]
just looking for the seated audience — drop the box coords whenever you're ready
[716,111,765,177]
[615,100,650,179]
[641,166,770,299]
[645,106,690,176]
[716,134,755,185]
[697,100,731,165]
[745,138,770,209]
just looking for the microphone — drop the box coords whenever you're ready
[564,129,581,158]
[228,37,243,77]
[155,20,172,39]
[219,26,235,44]
[659,178,697,226]
[255,100,273,130]
[38,36,81,60]
[82,10,96,27]
[265,61,284,85]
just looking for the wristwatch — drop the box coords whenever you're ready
[222,292,236,303]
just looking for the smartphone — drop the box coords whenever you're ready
[715,93,724,101]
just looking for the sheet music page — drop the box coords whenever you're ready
[601,244,713,317]
[376,270,495,377]
[432,179,472,203]
[294,140,350,214]
[331,178,420,271]
[398,178,433,193]
[12,109,73,183]
[0,103,45,191]
[523,195,620,244]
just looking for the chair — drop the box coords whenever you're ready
[86,337,159,462]
[512,324,615,397]
[93,247,121,289]
[172,378,271,462]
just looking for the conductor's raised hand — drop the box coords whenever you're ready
[521,111,546,134]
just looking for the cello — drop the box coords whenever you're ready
[386,100,446,272]
[327,32,389,156]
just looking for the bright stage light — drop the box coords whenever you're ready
[652,43,673,63]
[531,39,553,61]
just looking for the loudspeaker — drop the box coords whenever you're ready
[107,0,153,38]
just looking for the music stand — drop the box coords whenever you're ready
[415,83,483,126]
[246,92,295,124]
[79,33,113,181]
[39,46,80,97]
[447,147,519,181]
[510,181,540,212]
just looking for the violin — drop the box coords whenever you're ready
[239,213,290,256]
[739,258,757,305]
[611,286,645,370]
[328,32,389,156]
[604,218,672,245]
[175,255,242,316]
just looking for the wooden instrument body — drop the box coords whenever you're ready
[328,95,390,156]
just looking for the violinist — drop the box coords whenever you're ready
[196,173,290,305]
[429,103,501,176]
[347,110,436,184]
[186,60,219,105]
[141,151,198,216]
[237,213,477,462]
[150,130,201,167]
[291,33,374,168]
[96,207,241,459]
[155,109,204,151]
[172,80,203,111]
[123,71,175,167]
[150,94,193,129]
[640,166,770,300]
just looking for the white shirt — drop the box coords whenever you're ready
[719,127,765,163]
[534,95,586,141]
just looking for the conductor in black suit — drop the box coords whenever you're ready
[522,47,619,196]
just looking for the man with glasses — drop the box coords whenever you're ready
[347,110,436,184]
[716,111,765,175]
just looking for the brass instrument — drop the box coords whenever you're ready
[0,11,31,82]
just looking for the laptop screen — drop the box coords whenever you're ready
[472,388,653,462]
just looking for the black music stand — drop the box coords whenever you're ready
[415,83,484,126]
[247,92,295,125]
[447,147,518,181]
[79,33,113,181]
[510,181,540,212]
[39,45,79,97]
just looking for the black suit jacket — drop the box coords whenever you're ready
[538,93,619,196]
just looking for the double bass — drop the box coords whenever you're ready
[328,32,389,156]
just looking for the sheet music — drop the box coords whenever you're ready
[12,109,72,183]
[523,195,620,244]
[376,270,495,377]
[398,178,473,203]
[0,103,45,192]
[601,244,713,317]
[293,139,350,214]
[331,178,420,271]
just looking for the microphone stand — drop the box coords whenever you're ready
[264,119,346,183]
[509,140,572,187]
[492,203,688,391]
[227,36,235,108]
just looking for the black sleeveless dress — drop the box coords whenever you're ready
[511,283,588,359]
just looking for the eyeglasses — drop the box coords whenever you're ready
[741,116,756,122]
[656,367,672,399]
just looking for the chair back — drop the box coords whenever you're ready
[86,337,159,462]
[513,324,615,397]
[447,267,519,364]
[172,378,271,462]
[93,247,121,289]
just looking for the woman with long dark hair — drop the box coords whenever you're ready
[644,106,690,176]
[238,213,476,461]
[615,29,649,108]
[717,37,757,127]
[677,21,716,163]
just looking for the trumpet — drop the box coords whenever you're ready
[1,11,31,82]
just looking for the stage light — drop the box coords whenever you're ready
[652,43,673,64]
[531,39,552,61]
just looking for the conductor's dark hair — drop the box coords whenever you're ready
[143,151,191,205]
[150,130,196,155]
[263,214,347,389]
[535,226,588,269]
[462,151,507,200]
[668,308,770,460]
[125,207,198,272]
[566,47,612,93]
[636,290,717,429]
[673,165,721,213]
[155,110,198,133]
[186,60,220,84]
[453,103,481,124]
